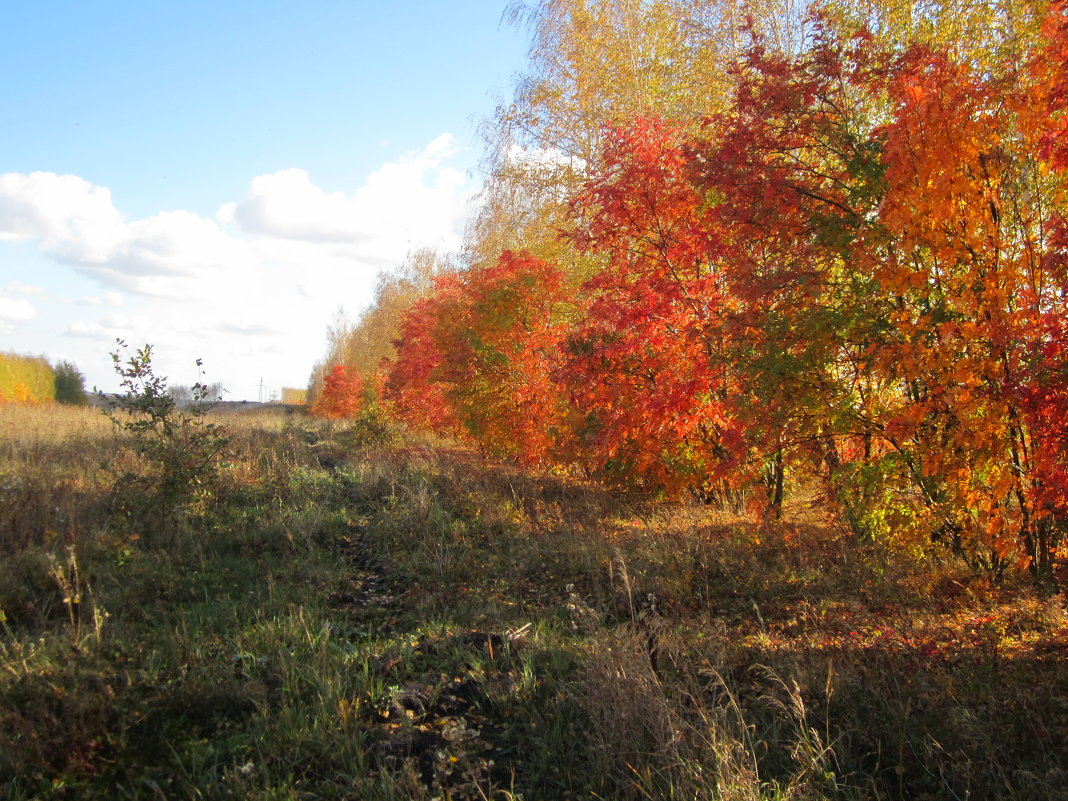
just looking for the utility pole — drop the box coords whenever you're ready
[257,377,266,404]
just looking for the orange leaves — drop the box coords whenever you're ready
[11,382,33,405]
[385,252,572,466]
[559,9,1068,563]
[366,5,1068,574]
[383,274,464,437]
[838,26,1068,569]
[310,365,363,419]
[879,47,1009,271]
[438,251,572,466]
[1027,1,1068,171]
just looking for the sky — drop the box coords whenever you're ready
[0,1,531,400]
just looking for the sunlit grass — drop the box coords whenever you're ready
[2,403,1067,799]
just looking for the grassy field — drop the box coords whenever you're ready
[2,403,1067,800]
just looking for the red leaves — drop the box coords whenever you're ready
[311,365,363,419]
[385,252,572,465]
[383,274,464,436]
[371,4,1068,573]
[1030,1,1068,171]
[563,117,741,493]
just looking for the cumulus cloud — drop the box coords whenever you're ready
[225,134,470,258]
[0,172,253,296]
[81,291,123,306]
[210,321,280,337]
[0,296,36,326]
[221,169,371,244]
[0,135,471,303]
[110,210,249,277]
[64,320,112,338]
[0,282,39,333]
[0,133,475,396]
[63,313,148,340]
[0,172,126,262]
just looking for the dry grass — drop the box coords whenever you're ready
[3,405,1068,800]
[344,444,1068,799]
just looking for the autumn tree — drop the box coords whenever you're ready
[312,0,1068,582]
[439,251,573,465]
[561,119,743,496]
[311,365,364,420]
[382,273,466,437]
[559,24,887,510]
[384,251,574,465]
[0,353,54,404]
[470,0,817,286]
[307,248,452,406]
[342,248,453,381]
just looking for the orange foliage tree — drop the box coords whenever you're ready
[828,28,1068,574]
[383,274,466,437]
[562,118,744,497]
[311,365,364,419]
[385,252,573,465]
[562,30,884,510]
[438,251,572,465]
[369,2,1068,579]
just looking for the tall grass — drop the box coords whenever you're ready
[2,404,1067,799]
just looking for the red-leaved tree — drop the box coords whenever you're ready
[311,364,364,419]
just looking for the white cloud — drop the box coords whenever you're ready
[0,297,36,331]
[63,313,149,340]
[210,321,280,336]
[0,133,475,397]
[81,291,123,306]
[0,135,471,303]
[0,172,254,296]
[64,320,111,338]
[113,211,248,276]
[226,134,470,259]
[2,281,46,296]
[226,169,372,244]
[0,172,126,262]
[0,284,39,334]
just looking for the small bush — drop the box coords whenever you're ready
[101,340,230,528]
[342,403,399,449]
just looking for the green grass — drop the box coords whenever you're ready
[2,404,1067,799]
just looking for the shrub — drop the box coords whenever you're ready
[101,340,230,526]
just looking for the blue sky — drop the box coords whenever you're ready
[0,1,530,399]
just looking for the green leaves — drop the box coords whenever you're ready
[102,339,230,529]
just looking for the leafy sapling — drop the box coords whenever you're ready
[99,339,231,529]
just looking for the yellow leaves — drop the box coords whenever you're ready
[11,382,33,405]
[0,353,54,405]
